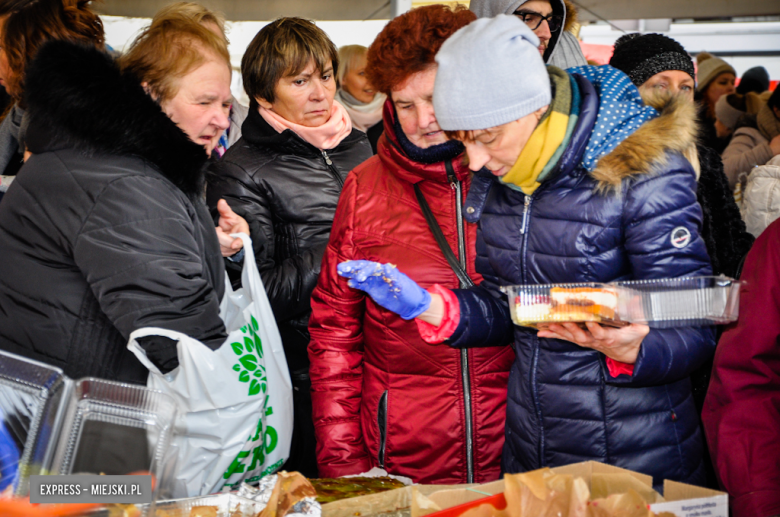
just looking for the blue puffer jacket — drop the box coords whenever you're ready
[446,67,716,489]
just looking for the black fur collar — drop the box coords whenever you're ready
[23,40,208,199]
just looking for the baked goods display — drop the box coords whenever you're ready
[511,285,620,328]
[310,476,407,504]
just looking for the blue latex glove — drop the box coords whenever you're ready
[0,412,20,492]
[338,260,431,320]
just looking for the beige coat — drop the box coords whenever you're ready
[722,126,773,189]
[741,155,780,237]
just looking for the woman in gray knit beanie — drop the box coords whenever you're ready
[338,15,715,491]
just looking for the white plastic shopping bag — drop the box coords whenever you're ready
[128,233,293,497]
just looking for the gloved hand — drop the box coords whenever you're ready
[338,260,431,320]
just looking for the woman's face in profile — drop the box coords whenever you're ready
[704,72,736,110]
[259,59,337,127]
[161,56,232,156]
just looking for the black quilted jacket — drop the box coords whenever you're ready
[207,107,372,374]
[0,41,227,383]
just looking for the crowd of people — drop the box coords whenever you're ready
[0,0,777,516]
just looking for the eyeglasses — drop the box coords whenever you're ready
[514,10,563,32]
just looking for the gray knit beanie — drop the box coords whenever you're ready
[696,53,736,93]
[433,15,551,131]
[715,94,744,131]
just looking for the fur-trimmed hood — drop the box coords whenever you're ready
[23,40,208,200]
[592,93,699,190]
[563,65,698,192]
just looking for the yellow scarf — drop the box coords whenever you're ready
[501,67,572,195]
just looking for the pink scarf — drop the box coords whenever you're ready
[258,100,352,150]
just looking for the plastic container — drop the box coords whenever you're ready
[504,276,741,329]
[0,350,72,496]
[50,378,176,493]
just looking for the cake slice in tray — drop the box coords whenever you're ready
[511,285,625,329]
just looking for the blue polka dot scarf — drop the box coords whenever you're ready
[567,65,658,172]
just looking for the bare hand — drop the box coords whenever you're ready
[215,199,249,257]
[536,321,649,364]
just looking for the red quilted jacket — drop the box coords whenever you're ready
[308,106,514,484]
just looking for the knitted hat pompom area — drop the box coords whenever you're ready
[608,32,694,88]
[433,15,551,131]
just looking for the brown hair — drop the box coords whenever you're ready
[119,15,230,104]
[365,4,475,96]
[151,2,228,42]
[241,17,338,104]
[1,0,105,101]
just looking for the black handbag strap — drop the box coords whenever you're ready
[414,182,475,289]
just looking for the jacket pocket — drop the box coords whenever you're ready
[377,390,388,468]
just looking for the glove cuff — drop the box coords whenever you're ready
[400,288,432,320]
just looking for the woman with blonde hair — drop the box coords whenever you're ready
[335,44,385,153]
[150,2,249,157]
[0,14,248,384]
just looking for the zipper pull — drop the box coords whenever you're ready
[321,150,332,165]
[520,196,531,234]
[446,160,457,185]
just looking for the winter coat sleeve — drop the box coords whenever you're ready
[609,155,717,387]
[308,172,372,477]
[73,175,227,350]
[702,222,780,517]
[208,158,325,321]
[722,129,774,189]
[444,232,517,349]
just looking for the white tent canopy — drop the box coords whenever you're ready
[96,0,780,22]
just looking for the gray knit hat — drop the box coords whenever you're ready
[433,15,551,131]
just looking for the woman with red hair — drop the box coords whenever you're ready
[308,5,513,483]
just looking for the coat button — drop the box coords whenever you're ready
[466,206,475,214]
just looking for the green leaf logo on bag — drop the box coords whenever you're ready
[232,316,266,396]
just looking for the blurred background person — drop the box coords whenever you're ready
[335,44,385,153]
[696,52,737,153]
[207,17,372,477]
[309,5,513,484]
[150,2,248,158]
[0,0,104,202]
[0,14,247,384]
[736,65,770,96]
[469,0,587,69]
[722,87,780,189]
[714,91,767,146]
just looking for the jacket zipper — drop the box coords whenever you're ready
[377,390,388,468]
[519,191,545,466]
[449,164,475,484]
[520,196,532,234]
[321,150,344,188]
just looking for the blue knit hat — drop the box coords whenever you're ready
[433,15,551,131]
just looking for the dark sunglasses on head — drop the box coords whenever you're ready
[514,10,563,32]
